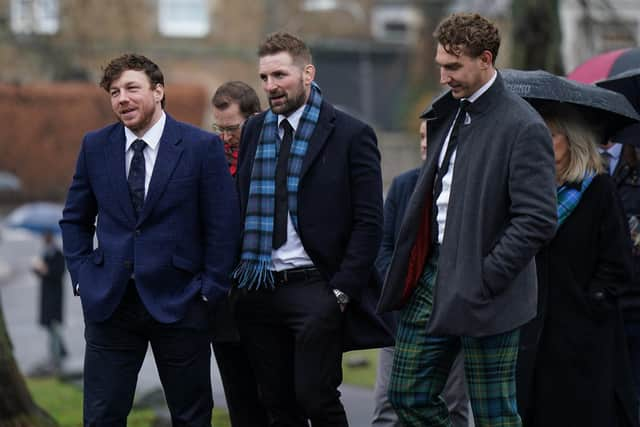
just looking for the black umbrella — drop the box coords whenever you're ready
[595,69,640,146]
[597,68,640,110]
[502,68,640,140]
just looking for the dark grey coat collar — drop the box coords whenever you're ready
[421,71,507,121]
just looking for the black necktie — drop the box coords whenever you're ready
[273,120,294,249]
[432,100,470,244]
[128,139,147,217]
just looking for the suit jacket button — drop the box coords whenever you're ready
[135,229,141,236]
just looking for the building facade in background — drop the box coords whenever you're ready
[561,0,640,73]
[0,0,429,130]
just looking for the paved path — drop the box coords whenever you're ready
[0,227,375,426]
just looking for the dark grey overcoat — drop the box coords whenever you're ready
[377,73,558,337]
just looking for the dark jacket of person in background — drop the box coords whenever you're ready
[35,245,66,327]
[612,144,640,320]
[375,168,420,302]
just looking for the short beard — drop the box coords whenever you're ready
[269,84,308,116]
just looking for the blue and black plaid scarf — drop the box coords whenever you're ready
[232,82,323,290]
[557,172,595,227]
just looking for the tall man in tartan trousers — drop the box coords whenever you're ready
[376,13,557,427]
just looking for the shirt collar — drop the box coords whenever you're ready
[464,70,497,104]
[601,142,623,160]
[125,111,166,152]
[278,103,306,132]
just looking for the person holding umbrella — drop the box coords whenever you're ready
[501,68,640,426]
[4,202,68,375]
[515,103,638,426]
[31,230,67,375]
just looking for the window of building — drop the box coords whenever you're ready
[592,19,638,52]
[371,5,423,44]
[303,0,338,12]
[10,0,59,35]
[158,0,210,38]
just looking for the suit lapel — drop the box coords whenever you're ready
[138,115,184,225]
[106,125,137,223]
[300,101,335,178]
[238,103,333,204]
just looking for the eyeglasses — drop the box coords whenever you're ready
[212,121,244,134]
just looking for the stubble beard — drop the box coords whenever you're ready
[269,85,308,116]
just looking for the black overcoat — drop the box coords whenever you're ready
[36,247,66,326]
[235,100,394,351]
[517,174,638,427]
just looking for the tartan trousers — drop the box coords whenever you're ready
[388,252,522,427]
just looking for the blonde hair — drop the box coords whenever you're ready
[541,105,604,183]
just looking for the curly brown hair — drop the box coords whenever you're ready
[258,32,312,66]
[433,13,500,63]
[99,53,165,108]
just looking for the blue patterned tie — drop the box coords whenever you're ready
[128,139,147,217]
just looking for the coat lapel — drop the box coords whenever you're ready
[138,115,184,225]
[237,114,264,218]
[106,125,137,223]
[300,101,335,178]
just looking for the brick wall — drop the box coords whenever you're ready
[0,82,208,201]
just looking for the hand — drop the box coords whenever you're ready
[332,288,349,312]
[31,257,47,274]
[587,288,615,319]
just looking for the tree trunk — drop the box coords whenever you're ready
[511,0,564,74]
[0,295,57,427]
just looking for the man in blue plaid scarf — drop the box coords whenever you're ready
[232,32,393,426]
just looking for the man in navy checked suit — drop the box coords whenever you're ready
[60,54,239,426]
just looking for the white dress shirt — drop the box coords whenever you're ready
[124,111,166,197]
[436,71,497,243]
[271,104,314,271]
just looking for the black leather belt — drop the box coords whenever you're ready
[273,267,320,285]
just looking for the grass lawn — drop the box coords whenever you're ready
[23,349,381,426]
[341,348,380,389]
[26,377,231,427]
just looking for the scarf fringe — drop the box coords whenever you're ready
[233,82,323,290]
[232,260,275,290]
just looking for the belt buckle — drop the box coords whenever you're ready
[281,270,289,284]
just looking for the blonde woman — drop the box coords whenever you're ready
[518,104,638,427]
